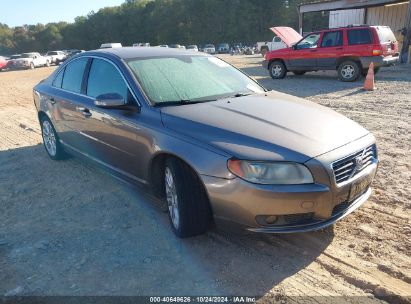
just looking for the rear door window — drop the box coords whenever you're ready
[86,58,128,99]
[53,68,65,88]
[348,29,372,45]
[61,58,88,93]
[321,31,343,47]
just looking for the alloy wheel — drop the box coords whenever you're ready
[42,120,57,157]
[165,167,180,229]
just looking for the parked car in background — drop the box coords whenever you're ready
[66,49,85,58]
[0,56,8,71]
[169,44,181,49]
[46,51,66,65]
[217,43,230,54]
[186,45,199,51]
[257,32,287,56]
[11,52,50,69]
[263,25,399,81]
[159,45,169,48]
[133,43,150,47]
[34,47,378,238]
[5,54,21,69]
[100,43,122,49]
[203,44,216,54]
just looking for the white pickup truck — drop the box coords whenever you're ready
[12,52,50,69]
[257,36,287,56]
[46,51,66,65]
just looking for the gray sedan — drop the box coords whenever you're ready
[34,47,378,237]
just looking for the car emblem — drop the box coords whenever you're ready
[355,156,364,171]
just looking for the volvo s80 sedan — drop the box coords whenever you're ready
[34,47,378,238]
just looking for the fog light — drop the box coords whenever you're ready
[265,215,278,224]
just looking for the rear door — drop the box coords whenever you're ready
[316,30,344,69]
[287,32,321,70]
[51,57,92,151]
[346,28,374,57]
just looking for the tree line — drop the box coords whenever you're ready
[0,0,327,55]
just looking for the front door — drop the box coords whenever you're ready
[287,32,321,70]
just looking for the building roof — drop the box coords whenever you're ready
[299,0,408,13]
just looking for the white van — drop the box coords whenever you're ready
[100,43,122,49]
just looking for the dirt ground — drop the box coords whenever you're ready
[0,56,410,303]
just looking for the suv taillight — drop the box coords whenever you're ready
[372,49,382,56]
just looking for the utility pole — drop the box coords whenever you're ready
[400,1,411,63]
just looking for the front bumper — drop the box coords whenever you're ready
[202,134,377,233]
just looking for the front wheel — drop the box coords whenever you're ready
[338,60,360,82]
[164,158,211,238]
[40,116,67,160]
[46,60,50,67]
[269,60,287,79]
[30,62,35,69]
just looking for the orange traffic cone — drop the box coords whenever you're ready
[364,62,375,91]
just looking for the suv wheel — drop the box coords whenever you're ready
[269,61,287,79]
[164,158,211,238]
[40,116,67,160]
[338,60,360,82]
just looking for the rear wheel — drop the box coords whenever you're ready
[269,60,287,79]
[30,62,35,70]
[46,60,50,67]
[164,158,211,238]
[40,116,67,160]
[338,60,360,82]
[293,71,306,75]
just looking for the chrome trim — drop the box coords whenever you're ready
[51,55,141,107]
[247,187,371,233]
[60,139,147,185]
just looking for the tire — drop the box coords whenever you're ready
[293,71,306,75]
[164,158,211,238]
[46,60,50,67]
[338,60,360,82]
[269,60,287,79]
[30,62,35,70]
[361,67,380,77]
[260,47,269,57]
[40,116,67,160]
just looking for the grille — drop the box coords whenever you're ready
[284,212,314,224]
[332,144,376,184]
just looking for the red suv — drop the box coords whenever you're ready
[263,25,399,81]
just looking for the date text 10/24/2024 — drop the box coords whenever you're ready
[149,296,257,303]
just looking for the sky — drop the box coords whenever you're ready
[0,0,125,27]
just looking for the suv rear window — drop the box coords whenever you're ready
[348,29,372,45]
[375,27,396,42]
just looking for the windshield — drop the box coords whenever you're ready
[21,53,35,58]
[127,55,264,105]
[47,51,58,55]
[205,44,215,48]
[11,55,21,59]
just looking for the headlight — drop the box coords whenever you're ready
[227,159,314,185]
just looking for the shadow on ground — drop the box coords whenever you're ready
[0,145,334,297]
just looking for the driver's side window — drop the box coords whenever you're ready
[295,33,320,50]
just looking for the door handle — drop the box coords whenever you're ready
[76,106,92,118]
[49,97,56,104]
[336,47,343,50]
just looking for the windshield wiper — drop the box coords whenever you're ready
[154,98,217,107]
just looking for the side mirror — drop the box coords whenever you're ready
[94,93,126,108]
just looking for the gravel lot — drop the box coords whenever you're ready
[0,56,410,303]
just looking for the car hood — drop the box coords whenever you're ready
[269,26,303,47]
[160,91,369,162]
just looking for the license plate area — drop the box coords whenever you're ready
[348,175,372,202]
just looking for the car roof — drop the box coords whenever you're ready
[90,46,204,59]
